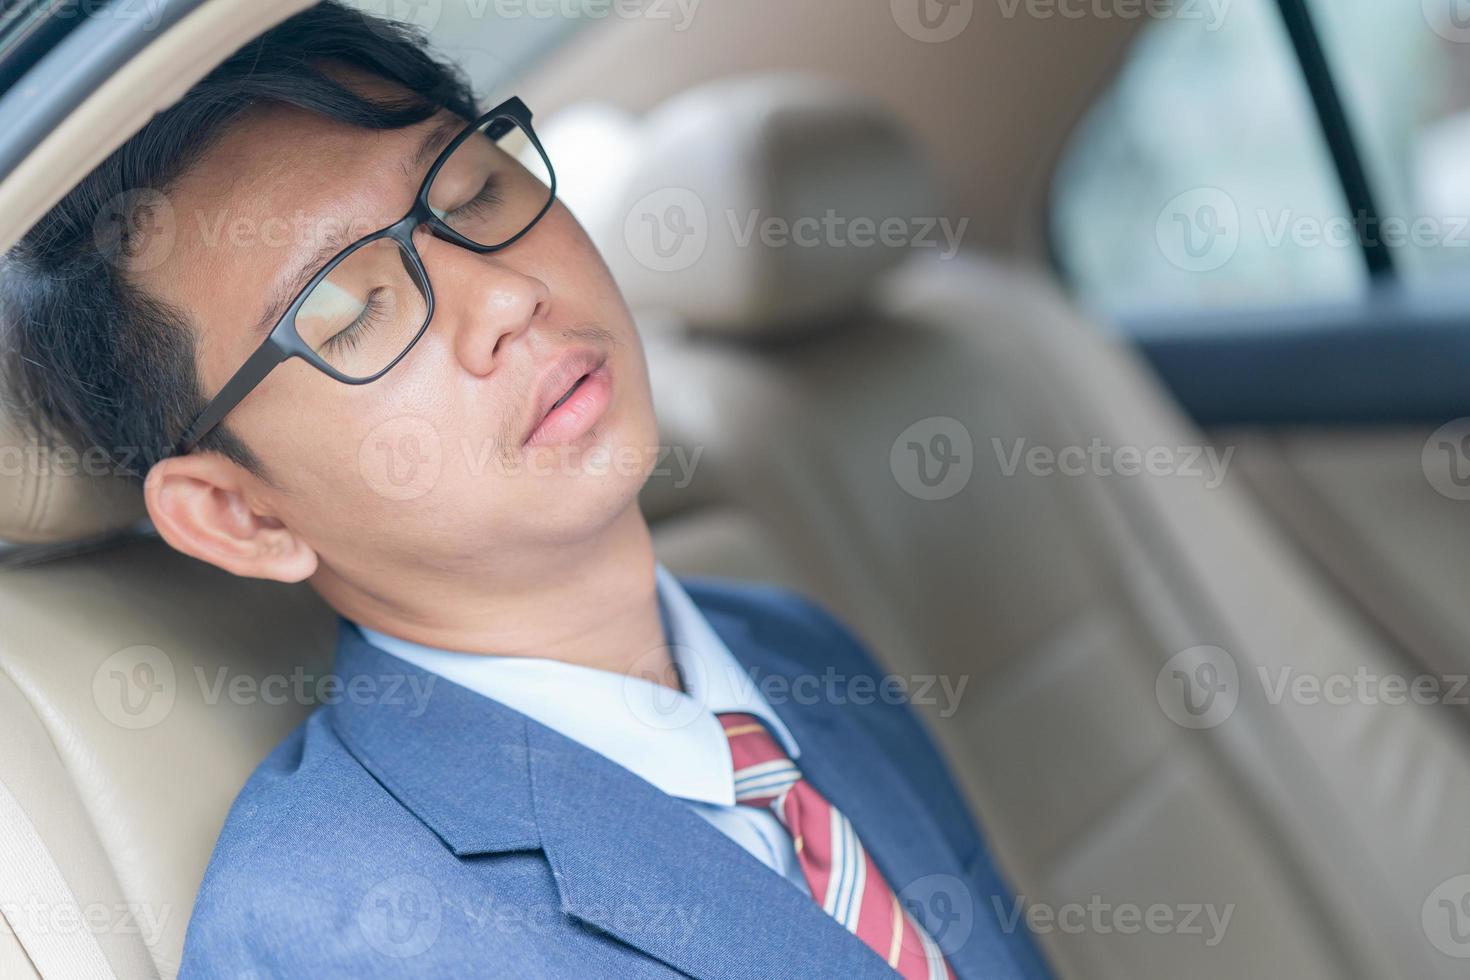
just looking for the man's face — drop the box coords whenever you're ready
[138,88,660,580]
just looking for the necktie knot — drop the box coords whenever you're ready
[719,712,802,808]
[716,712,954,979]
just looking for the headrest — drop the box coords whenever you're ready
[0,411,144,545]
[578,74,938,338]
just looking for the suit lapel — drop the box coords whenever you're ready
[329,621,896,979]
[327,626,542,855]
[528,721,897,980]
[328,597,1031,980]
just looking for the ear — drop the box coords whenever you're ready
[143,453,317,583]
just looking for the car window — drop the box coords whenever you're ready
[1309,0,1470,285]
[1049,0,1363,317]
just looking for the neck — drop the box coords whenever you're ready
[313,504,674,684]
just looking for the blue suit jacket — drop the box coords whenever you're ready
[180,578,1050,979]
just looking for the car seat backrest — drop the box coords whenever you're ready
[608,75,1470,980]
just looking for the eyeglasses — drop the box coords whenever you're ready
[172,96,556,457]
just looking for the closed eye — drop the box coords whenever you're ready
[322,288,390,356]
[442,173,505,223]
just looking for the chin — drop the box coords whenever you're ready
[521,477,645,547]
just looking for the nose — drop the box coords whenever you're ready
[417,231,551,377]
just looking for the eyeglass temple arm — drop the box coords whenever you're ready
[174,341,289,457]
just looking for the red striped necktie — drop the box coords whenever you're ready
[719,712,956,979]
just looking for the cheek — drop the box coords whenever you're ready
[239,358,456,501]
[228,360,338,455]
[534,205,624,300]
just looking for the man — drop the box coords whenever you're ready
[0,4,1048,977]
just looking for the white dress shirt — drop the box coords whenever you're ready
[356,564,811,896]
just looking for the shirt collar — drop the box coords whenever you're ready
[354,564,799,808]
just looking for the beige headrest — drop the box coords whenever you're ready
[587,74,938,337]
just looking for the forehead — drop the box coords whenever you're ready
[171,62,451,216]
[191,101,415,207]
[171,99,437,257]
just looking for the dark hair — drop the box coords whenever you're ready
[0,1,478,485]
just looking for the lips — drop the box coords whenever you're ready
[523,347,612,447]
[550,374,588,412]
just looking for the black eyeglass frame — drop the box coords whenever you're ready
[172,95,555,457]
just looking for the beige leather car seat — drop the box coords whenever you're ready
[592,77,1470,980]
[0,424,337,980]
[2,69,1469,980]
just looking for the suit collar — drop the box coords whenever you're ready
[326,623,541,854]
[327,587,998,978]
[348,566,798,812]
[328,616,896,978]
[323,605,831,861]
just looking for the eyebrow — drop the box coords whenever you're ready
[248,116,469,340]
[250,233,354,341]
[404,116,466,180]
